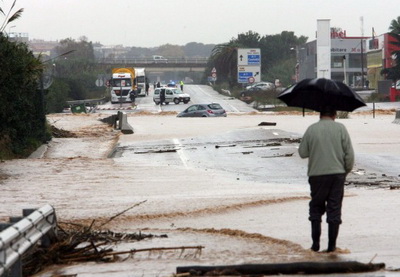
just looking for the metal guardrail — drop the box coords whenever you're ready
[98,58,209,64]
[66,97,107,106]
[0,205,57,276]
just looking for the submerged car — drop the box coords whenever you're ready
[177,103,227,117]
[153,87,190,105]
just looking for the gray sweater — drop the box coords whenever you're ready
[298,118,354,177]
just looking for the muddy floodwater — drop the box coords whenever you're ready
[1,111,400,276]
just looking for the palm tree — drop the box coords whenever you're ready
[0,0,23,34]
[389,16,400,34]
[210,41,242,87]
[382,17,400,82]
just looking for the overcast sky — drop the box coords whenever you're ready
[6,0,400,47]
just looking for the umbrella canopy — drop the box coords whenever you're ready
[277,78,366,112]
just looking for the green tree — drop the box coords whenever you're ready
[52,37,102,101]
[46,79,70,113]
[389,16,400,33]
[206,30,307,88]
[208,40,242,87]
[260,31,307,80]
[264,57,297,86]
[183,42,214,57]
[236,31,261,48]
[0,33,50,158]
[157,43,185,58]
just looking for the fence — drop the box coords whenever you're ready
[0,205,57,277]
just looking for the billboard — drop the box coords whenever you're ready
[317,19,331,79]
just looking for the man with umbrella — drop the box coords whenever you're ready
[298,106,354,252]
[278,78,364,252]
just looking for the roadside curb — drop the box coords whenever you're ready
[28,144,48,159]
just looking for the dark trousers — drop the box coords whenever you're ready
[308,174,345,224]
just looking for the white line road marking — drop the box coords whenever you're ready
[173,138,189,169]
[195,85,240,112]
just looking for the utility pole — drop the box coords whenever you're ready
[360,16,365,88]
[343,55,347,84]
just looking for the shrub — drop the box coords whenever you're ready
[0,34,49,159]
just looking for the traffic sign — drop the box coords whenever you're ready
[211,72,217,78]
[238,48,261,66]
[237,66,261,84]
[211,67,217,73]
[95,79,104,87]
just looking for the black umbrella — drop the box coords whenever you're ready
[277,78,366,112]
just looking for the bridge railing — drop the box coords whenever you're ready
[98,57,209,64]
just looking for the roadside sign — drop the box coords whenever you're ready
[237,66,261,84]
[238,48,261,66]
[211,67,217,73]
[211,72,217,78]
[95,79,104,87]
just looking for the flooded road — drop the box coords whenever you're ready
[113,128,305,184]
[2,99,400,276]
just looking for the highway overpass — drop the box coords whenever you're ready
[97,58,209,83]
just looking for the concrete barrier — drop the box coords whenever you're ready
[117,112,134,134]
[393,110,400,124]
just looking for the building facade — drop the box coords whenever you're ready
[297,30,368,88]
[366,33,400,90]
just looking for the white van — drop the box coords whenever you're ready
[152,55,168,63]
[153,87,190,105]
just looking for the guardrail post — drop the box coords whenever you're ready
[23,208,57,247]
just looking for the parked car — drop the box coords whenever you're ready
[167,82,177,88]
[246,82,275,91]
[177,103,227,117]
[240,86,263,97]
[152,55,168,63]
[153,87,190,105]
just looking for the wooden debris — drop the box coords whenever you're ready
[215,144,236,149]
[262,153,294,158]
[134,149,179,154]
[177,261,385,276]
[258,122,277,126]
[243,142,282,148]
[100,200,147,227]
[21,201,171,276]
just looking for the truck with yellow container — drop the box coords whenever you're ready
[110,67,136,104]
